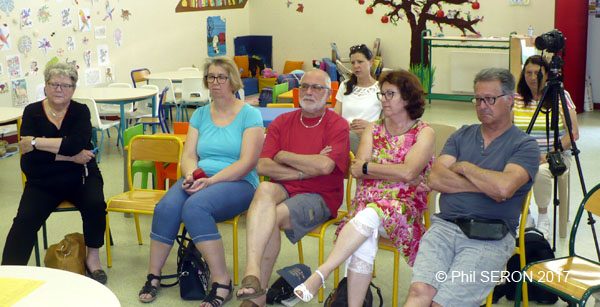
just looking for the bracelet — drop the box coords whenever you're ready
[362,162,369,175]
[298,170,303,181]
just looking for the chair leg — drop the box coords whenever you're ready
[232,217,239,286]
[34,236,41,267]
[318,233,326,302]
[134,213,143,245]
[392,251,399,307]
[42,221,48,250]
[97,130,105,164]
[485,290,494,307]
[105,214,112,268]
[297,239,304,264]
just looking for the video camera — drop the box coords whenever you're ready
[535,29,565,53]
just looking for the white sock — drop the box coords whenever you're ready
[538,212,548,222]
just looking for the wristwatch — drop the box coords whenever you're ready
[31,137,37,150]
[362,162,369,175]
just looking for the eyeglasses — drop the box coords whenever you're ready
[299,83,328,92]
[472,94,508,106]
[377,91,398,101]
[47,82,74,90]
[350,44,367,53]
[206,74,229,84]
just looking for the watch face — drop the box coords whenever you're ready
[31,139,36,146]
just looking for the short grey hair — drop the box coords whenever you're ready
[44,62,78,89]
[473,68,515,95]
[300,69,331,89]
[202,56,243,92]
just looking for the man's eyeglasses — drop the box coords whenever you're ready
[299,83,328,92]
[472,94,508,106]
[47,82,74,90]
[350,44,368,53]
[377,91,398,101]
[206,74,229,84]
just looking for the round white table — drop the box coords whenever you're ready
[0,265,120,306]
[0,107,24,125]
[147,70,204,82]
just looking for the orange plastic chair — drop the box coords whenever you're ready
[173,122,190,134]
[292,88,300,108]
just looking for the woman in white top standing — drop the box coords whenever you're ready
[335,44,382,153]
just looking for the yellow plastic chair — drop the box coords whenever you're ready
[219,213,244,286]
[266,103,294,108]
[104,134,183,267]
[294,152,355,302]
[514,183,600,306]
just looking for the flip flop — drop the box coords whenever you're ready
[236,275,266,301]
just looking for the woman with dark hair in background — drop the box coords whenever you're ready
[334,44,382,154]
[513,55,579,239]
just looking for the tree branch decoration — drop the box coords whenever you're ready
[358,0,483,66]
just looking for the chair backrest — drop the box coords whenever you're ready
[425,123,458,217]
[331,81,339,91]
[568,183,600,255]
[236,88,245,102]
[148,78,177,103]
[131,68,151,88]
[107,83,134,112]
[173,122,190,134]
[123,124,144,147]
[343,151,355,214]
[283,61,304,74]
[292,87,300,108]
[178,67,200,72]
[329,89,338,108]
[139,84,159,115]
[75,97,102,129]
[127,135,183,190]
[108,83,132,88]
[272,82,289,104]
[181,77,209,103]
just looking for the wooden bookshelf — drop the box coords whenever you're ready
[176,0,248,12]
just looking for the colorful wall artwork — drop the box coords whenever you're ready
[0,24,11,52]
[6,55,22,78]
[207,16,226,57]
[11,79,28,106]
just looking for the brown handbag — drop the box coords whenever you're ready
[44,232,86,275]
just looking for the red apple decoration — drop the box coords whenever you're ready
[381,15,389,23]
[366,7,374,14]
[358,0,365,4]
[472,1,480,9]
[436,10,444,18]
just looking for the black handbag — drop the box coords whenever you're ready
[324,277,383,307]
[160,228,211,300]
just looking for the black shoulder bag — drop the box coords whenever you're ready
[324,277,383,307]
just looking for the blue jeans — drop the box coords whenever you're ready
[150,178,254,245]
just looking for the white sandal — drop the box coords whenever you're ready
[294,270,325,302]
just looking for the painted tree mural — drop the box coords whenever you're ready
[358,0,483,66]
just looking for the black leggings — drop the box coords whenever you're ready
[2,174,106,265]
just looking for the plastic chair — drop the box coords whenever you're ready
[126,84,157,123]
[484,191,532,307]
[178,67,200,72]
[219,213,244,286]
[123,124,156,190]
[272,82,289,104]
[514,183,600,306]
[99,83,135,119]
[294,152,354,302]
[139,87,169,133]
[236,89,245,102]
[180,77,209,121]
[149,78,180,122]
[266,103,294,108]
[75,97,121,163]
[283,61,304,74]
[292,88,300,108]
[104,134,184,267]
[173,122,190,134]
[131,68,151,88]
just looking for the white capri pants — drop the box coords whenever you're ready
[345,207,388,275]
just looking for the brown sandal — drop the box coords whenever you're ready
[236,275,266,300]
[239,299,260,307]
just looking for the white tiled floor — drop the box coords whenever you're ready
[1,100,599,306]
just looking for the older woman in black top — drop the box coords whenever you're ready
[2,63,108,284]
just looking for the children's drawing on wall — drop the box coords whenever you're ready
[83,49,92,67]
[296,3,304,13]
[65,57,79,70]
[67,36,76,50]
[206,16,226,57]
[0,82,8,94]
[57,48,64,56]
[120,9,131,21]
[61,8,73,28]
[94,26,106,39]
[113,28,122,47]
[11,79,28,106]
[84,68,101,86]
[105,66,113,82]
[0,24,10,52]
[0,0,15,16]
[82,36,89,44]
[97,44,109,66]
[78,8,92,32]
[20,8,33,29]
[26,61,38,76]
[35,83,46,101]
[38,5,51,23]
[103,0,114,21]
[6,54,21,78]
[0,63,3,76]
[37,37,52,55]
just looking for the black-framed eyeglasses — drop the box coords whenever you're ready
[350,44,367,53]
[299,83,328,92]
[206,74,229,84]
[472,94,508,106]
[377,91,397,101]
[47,82,75,90]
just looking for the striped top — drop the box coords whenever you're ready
[513,91,575,154]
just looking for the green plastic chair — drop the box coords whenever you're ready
[123,124,156,189]
[272,82,289,104]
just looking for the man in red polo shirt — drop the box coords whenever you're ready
[236,69,349,307]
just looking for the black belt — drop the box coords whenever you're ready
[444,217,509,241]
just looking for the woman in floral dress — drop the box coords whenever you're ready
[294,70,435,305]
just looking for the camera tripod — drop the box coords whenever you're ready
[525,54,599,258]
